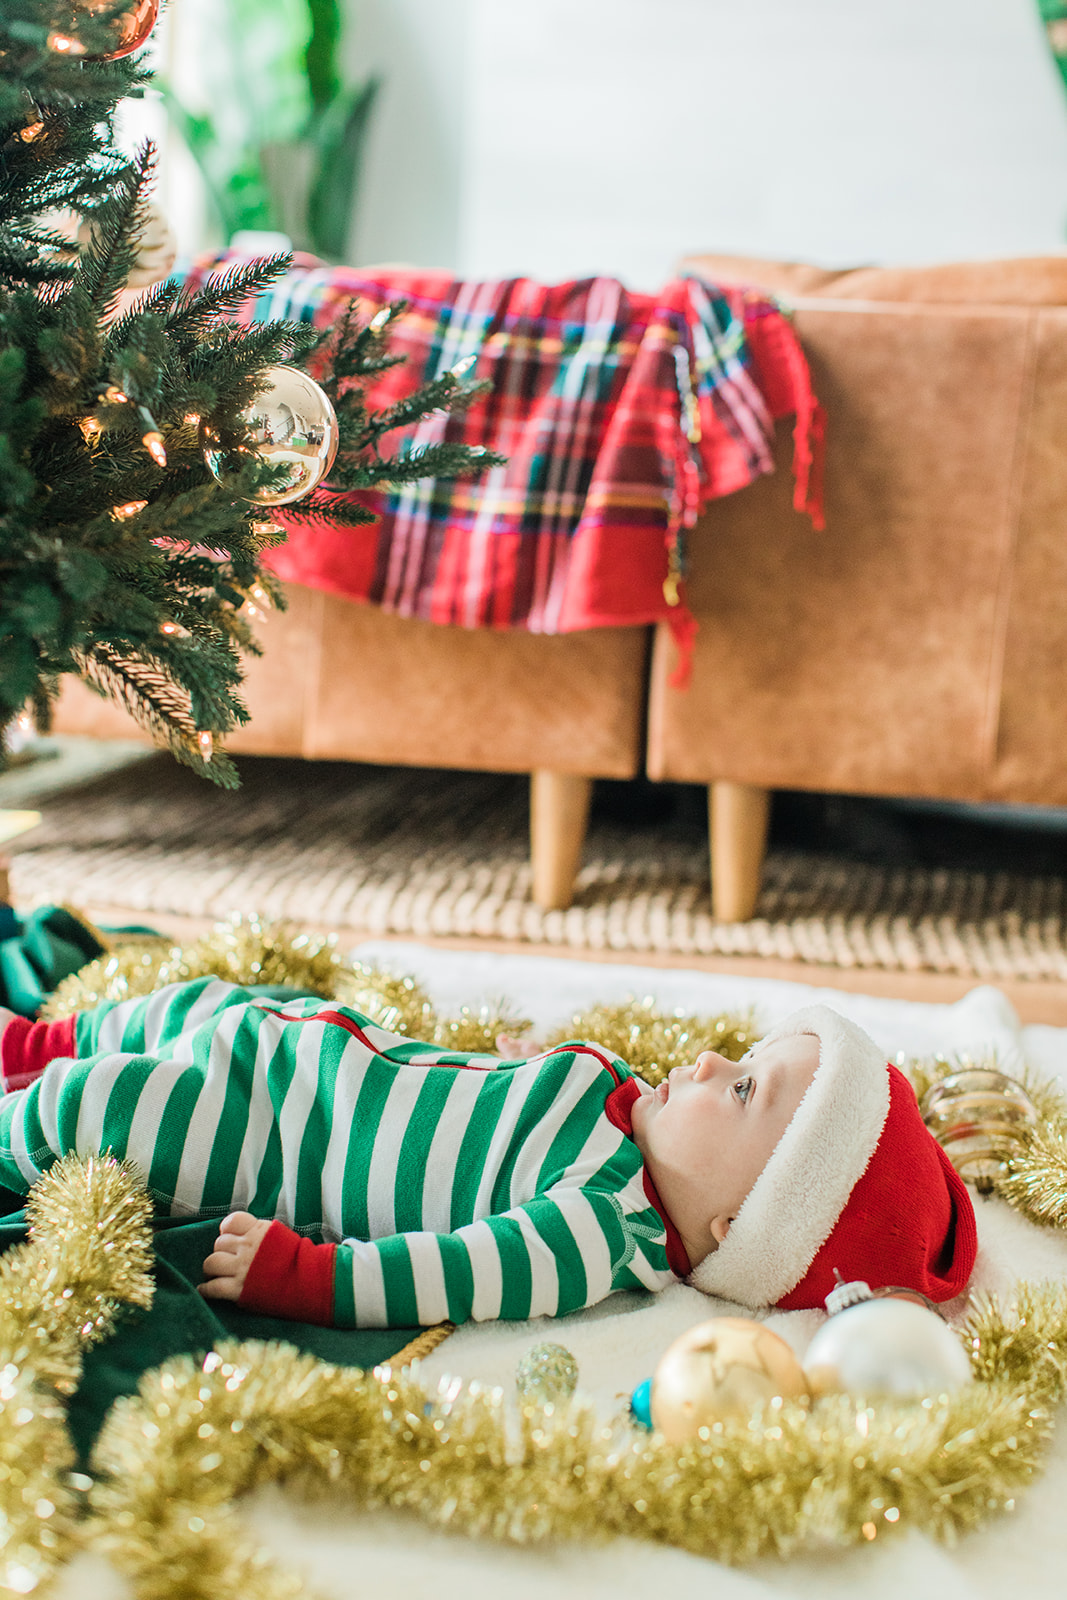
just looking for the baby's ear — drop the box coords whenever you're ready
[710,1216,732,1245]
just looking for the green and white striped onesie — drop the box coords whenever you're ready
[0,978,683,1327]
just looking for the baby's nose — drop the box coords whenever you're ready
[692,1050,729,1081]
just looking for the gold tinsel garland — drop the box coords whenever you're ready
[0,1156,154,1594]
[83,1284,1067,1595]
[43,913,532,1056]
[22,915,1067,1589]
[543,998,756,1083]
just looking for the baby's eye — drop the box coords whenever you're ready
[733,1075,754,1105]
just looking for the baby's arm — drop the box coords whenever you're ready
[199,1185,673,1328]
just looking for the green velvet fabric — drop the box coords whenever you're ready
[0,905,159,1017]
[0,1211,420,1465]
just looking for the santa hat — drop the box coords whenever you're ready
[688,1005,978,1312]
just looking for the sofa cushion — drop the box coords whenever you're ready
[681,252,1067,306]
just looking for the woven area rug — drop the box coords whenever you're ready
[7,749,1067,984]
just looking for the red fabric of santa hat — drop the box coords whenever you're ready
[688,1005,978,1312]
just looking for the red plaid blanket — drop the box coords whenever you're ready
[185,257,824,676]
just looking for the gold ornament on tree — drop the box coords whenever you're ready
[201,365,339,506]
[71,0,160,60]
[921,1067,1039,1193]
[650,1317,809,1442]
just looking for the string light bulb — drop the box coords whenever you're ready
[369,306,392,331]
[17,121,44,143]
[197,731,214,762]
[142,431,167,468]
[103,386,129,405]
[111,500,147,521]
[47,32,86,55]
[79,417,102,446]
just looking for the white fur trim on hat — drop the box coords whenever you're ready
[689,1004,890,1307]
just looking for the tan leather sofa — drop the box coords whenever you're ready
[647,252,1067,920]
[52,585,649,912]
[56,253,1067,925]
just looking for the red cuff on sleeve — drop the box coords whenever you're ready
[0,1014,76,1093]
[238,1220,336,1325]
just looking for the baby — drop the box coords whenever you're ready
[0,981,976,1326]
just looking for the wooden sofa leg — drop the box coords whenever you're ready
[530,771,593,911]
[709,781,770,922]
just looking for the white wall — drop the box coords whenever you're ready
[345,0,470,269]
[454,0,1067,287]
[157,0,1067,288]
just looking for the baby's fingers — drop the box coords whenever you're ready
[200,1247,243,1280]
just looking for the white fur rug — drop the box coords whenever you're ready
[56,945,1067,1600]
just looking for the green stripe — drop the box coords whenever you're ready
[99,1057,167,1158]
[393,1070,456,1230]
[437,1235,475,1323]
[245,1015,306,1216]
[526,1199,589,1315]
[248,1121,284,1218]
[293,1024,347,1221]
[332,1243,355,1325]
[144,1068,205,1200]
[490,1055,581,1211]
[535,1072,614,1188]
[51,1065,88,1155]
[378,1235,419,1326]
[339,1066,394,1241]
[449,1080,509,1229]
[490,1218,534,1320]
[0,1063,86,1173]
[199,1007,270,1208]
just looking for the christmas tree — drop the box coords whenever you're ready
[0,1,492,787]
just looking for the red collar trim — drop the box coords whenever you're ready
[605,1079,692,1279]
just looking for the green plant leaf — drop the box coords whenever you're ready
[306,76,381,261]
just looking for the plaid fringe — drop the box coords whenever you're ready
[180,256,824,661]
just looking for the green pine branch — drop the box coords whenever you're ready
[1,1,501,785]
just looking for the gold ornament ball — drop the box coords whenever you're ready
[76,0,159,59]
[921,1067,1038,1192]
[201,366,339,507]
[803,1297,973,1399]
[515,1343,579,1403]
[650,1317,809,1442]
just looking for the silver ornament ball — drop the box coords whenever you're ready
[515,1342,579,1403]
[803,1296,973,1399]
[201,365,339,507]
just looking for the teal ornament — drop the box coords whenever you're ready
[630,1377,653,1429]
[515,1342,579,1403]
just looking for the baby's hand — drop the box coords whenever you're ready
[198,1211,272,1302]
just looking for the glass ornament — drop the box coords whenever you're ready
[921,1067,1039,1193]
[803,1294,972,1399]
[629,1377,653,1429]
[77,0,159,60]
[650,1317,809,1442]
[515,1342,579,1404]
[200,366,339,508]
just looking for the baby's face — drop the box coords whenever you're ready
[630,1031,820,1267]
